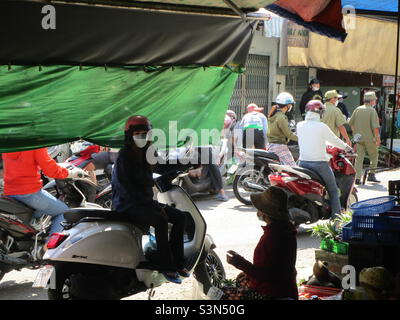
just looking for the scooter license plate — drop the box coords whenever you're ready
[32,265,55,289]
[228,164,238,175]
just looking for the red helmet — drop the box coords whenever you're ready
[305,100,326,115]
[124,115,152,132]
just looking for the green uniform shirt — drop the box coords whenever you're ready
[349,105,380,142]
[321,102,346,137]
[267,111,298,145]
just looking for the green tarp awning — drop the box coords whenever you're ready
[0,65,239,152]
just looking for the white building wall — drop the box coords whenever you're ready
[248,28,279,110]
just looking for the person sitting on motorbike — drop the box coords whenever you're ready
[296,100,352,220]
[2,148,86,236]
[201,145,229,202]
[267,92,298,167]
[239,103,268,150]
[111,115,189,284]
[225,187,298,300]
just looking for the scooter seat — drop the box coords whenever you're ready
[0,195,35,215]
[63,208,149,233]
[292,167,325,185]
[64,208,128,223]
[246,149,280,161]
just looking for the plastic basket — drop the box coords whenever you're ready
[349,196,397,216]
[342,222,400,244]
[352,211,400,232]
[332,241,349,255]
[320,238,334,252]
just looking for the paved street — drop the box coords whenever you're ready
[0,168,399,300]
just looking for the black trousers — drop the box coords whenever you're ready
[125,204,187,272]
[243,129,266,149]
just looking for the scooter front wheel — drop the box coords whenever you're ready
[233,168,269,205]
[194,249,226,295]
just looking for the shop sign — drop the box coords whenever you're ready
[287,21,309,48]
[383,75,400,87]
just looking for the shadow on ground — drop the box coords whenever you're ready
[0,280,47,300]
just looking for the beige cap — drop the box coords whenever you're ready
[324,90,339,100]
[364,91,377,101]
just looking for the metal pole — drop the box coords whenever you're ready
[389,0,400,164]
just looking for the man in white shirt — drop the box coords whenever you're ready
[296,100,352,219]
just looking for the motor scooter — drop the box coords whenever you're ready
[0,169,95,283]
[267,135,362,225]
[231,119,299,205]
[32,158,226,300]
[172,144,228,197]
[231,148,280,205]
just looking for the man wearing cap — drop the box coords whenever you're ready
[239,103,268,149]
[349,91,381,184]
[225,187,298,300]
[322,90,352,147]
[299,79,324,119]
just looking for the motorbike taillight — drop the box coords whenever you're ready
[47,233,69,249]
[268,173,287,187]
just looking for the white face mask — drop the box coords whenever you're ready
[132,134,148,149]
[334,100,339,107]
[311,86,319,91]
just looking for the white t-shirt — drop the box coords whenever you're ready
[296,112,349,162]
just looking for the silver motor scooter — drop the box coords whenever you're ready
[33,159,225,300]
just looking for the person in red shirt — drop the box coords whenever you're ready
[225,186,298,300]
[2,148,85,236]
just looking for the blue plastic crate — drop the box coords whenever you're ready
[342,222,400,244]
[352,212,400,232]
[349,196,397,216]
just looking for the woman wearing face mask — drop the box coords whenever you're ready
[224,187,298,300]
[111,115,189,284]
[297,100,352,219]
[266,92,298,167]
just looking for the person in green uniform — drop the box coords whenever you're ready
[322,90,352,147]
[349,91,381,184]
[267,92,298,166]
